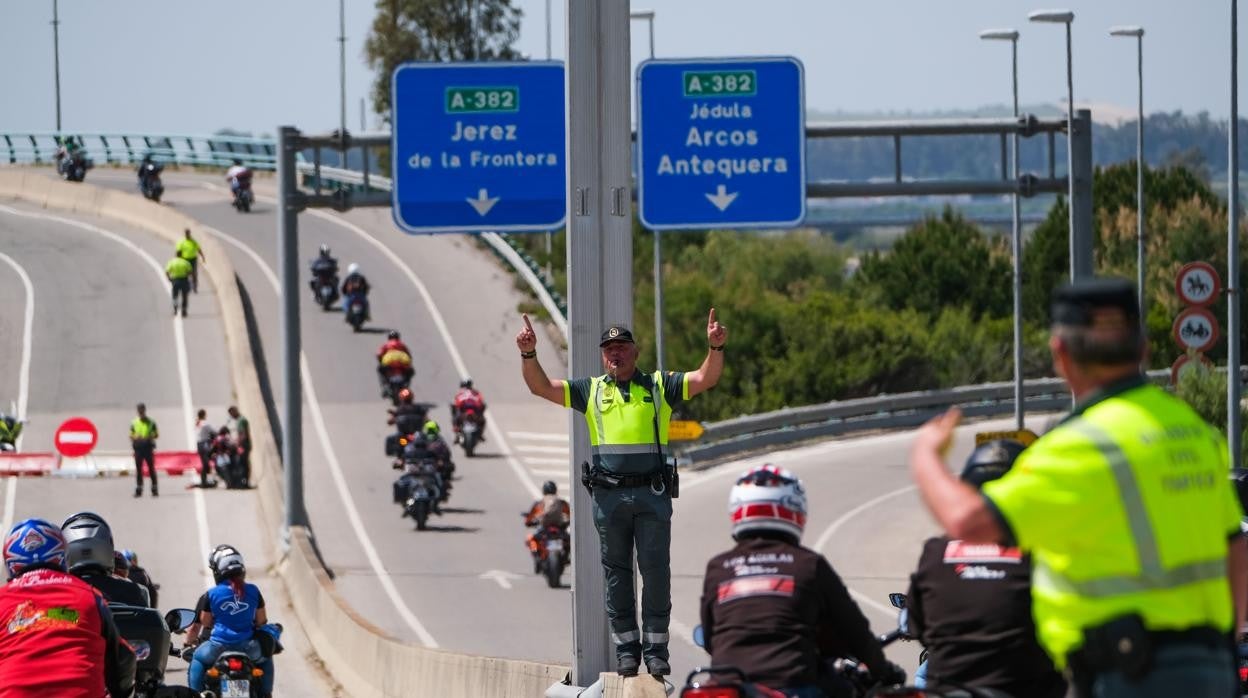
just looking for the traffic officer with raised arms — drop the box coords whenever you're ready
[910,277,1248,697]
[516,309,726,677]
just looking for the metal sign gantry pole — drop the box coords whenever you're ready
[566,0,633,685]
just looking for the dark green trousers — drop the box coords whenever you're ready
[590,486,672,663]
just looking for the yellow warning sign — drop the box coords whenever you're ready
[975,429,1039,447]
[667,420,705,441]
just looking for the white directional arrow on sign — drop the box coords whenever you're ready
[479,569,522,590]
[466,188,500,216]
[705,185,739,211]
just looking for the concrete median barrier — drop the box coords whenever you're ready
[0,169,572,697]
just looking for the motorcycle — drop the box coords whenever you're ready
[168,608,280,698]
[0,407,26,452]
[458,408,483,457]
[526,522,570,588]
[111,604,186,697]
[138,161,165,202]
[310,273,339,311]
[230,171,254,213]
[344,293,369,332]
[210,438,248,489]
[382,368,412,405]
[57,149,92,182]
[394,458,443,531]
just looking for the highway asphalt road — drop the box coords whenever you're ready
[46,167,1064,689]
[0,199,337,697]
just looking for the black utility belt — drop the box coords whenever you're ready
[581,463,678,497]
[1068,614,1228,686]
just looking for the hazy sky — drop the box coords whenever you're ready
[0,1,1240,136]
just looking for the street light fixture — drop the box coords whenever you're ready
[338,0,348,167]
[979,27,1024,429]
[52,0,62,133]
[630,9,661,369]
[1110,25,1146,321]
[1030,9,1078,280]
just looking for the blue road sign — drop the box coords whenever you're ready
[391,62,566,234]
[637,57,806,230]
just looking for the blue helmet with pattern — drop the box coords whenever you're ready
[4,519,68,578]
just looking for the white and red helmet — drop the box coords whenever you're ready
[728,464,807,541]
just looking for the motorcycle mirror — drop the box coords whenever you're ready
[888,593,907,609]
[164,608,198,633]
[692,625,706,649]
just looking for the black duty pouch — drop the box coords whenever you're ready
[1079,613,1152,680]
[665,460,679,499]
[581,461,593,493]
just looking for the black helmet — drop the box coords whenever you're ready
[542,480,557,495]
[61,512,115,574]
[388,330,401,341]
[233,158,243,166]
[960,440,1026,489]
[460,378,473,389]
[208,544,240,583]
[319,244,331,256]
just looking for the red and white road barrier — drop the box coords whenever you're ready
[0,451,201,478]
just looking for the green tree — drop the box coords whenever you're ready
[364,0,522,125]
[855,207,1011,319]
[1175,356,1248,463]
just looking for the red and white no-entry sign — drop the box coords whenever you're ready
[54,417,98,458]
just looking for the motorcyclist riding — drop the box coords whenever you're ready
[119,549,159,609]
[184,544,241,648]
[309,244,340,296]
[377,330,414,396]
[0,518,137,698]
[388,388,428,436]
[905,438,1066,698]
[136,153,163,193]
[450,378,487,443]
[187,549,276,697]
[0,410,22,451]
[341,263,370,321]
[699,464,906,697]
[225,158,252,197]
[60,512,151,607]
[524,481,571,571]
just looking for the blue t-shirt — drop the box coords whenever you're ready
[207,581,265,645]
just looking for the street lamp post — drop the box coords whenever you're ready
[980,28,1024,429]
[52,0,62,132]
[339,0,348,167]
[1029,9,1078,281]
[1111,25,1146,323]
[631,9,660,368]
[1230,0,1242,468]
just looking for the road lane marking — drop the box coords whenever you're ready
[516,445,570,455]
[0,205,211,585]
[813,484,916,620]
[0,251,33,450]
[479,569,521,590]
[203,224,441,648]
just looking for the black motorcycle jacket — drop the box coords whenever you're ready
[392,404,428,436]
[311,256,338,278]
[906,536,1066,698]
[129,565,159,608]
[77,570,151,608]
[700,533,892,689]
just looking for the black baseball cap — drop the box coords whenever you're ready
[599,326,635,347]
[1051,278,1139,327]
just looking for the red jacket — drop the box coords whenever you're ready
[453,389,484,411]
[0,567,135,697]
[377,339,410,361]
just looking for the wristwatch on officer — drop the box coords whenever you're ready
[709,344,724,351]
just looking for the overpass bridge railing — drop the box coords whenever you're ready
[1,132,279,169]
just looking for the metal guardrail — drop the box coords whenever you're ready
[673,370,1179,466]
[2,132,278,169]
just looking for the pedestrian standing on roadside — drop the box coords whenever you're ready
[165,255,192,317]
[227,406,251,487]
[175,228,206,293]
[195,409,216,488]
[130,403,159,498]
